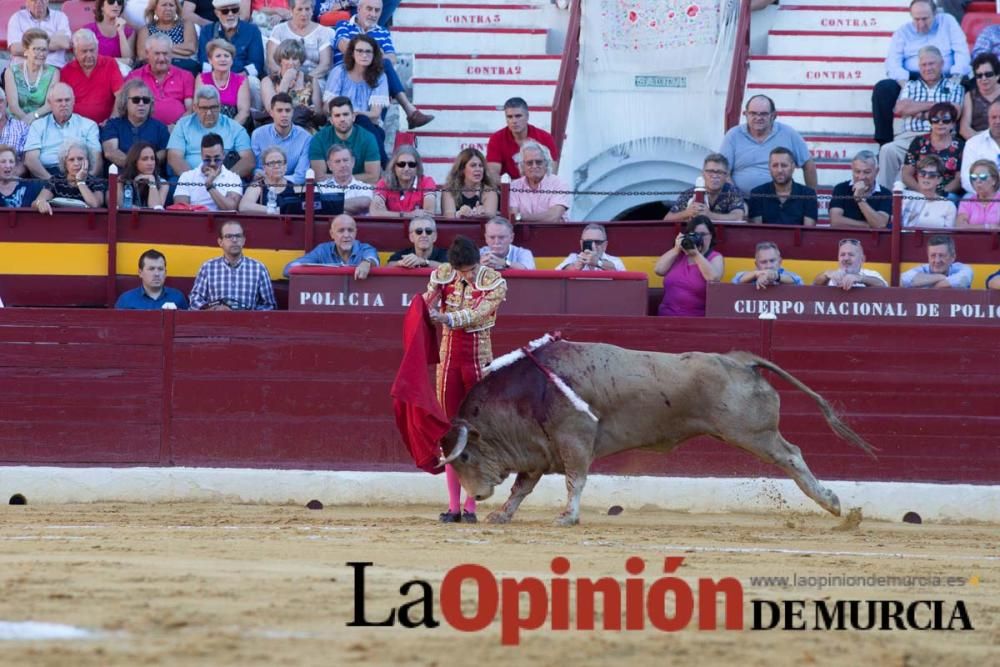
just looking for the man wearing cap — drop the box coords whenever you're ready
[197,0,265,80]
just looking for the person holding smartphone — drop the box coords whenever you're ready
[555,223,626,271]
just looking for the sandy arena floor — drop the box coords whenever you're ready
[0,502,996,666]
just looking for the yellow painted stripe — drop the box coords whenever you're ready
[0,243,108,276]
[5,242,997,288]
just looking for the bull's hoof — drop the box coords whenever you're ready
[554,513,580,527]
[486,511,511,524]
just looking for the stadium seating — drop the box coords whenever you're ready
[61,0,98,33]
[962,11,1000,48]
[0,0,23,51]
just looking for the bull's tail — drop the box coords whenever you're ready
[732,352,878,459]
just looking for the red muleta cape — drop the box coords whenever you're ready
[390,296,450,474]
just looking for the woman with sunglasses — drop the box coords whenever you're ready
[901,155,957,228]
[119,141,169,208]
[239,146,297,213]
[4,29,59,123]
[85,0,135,62]
[442,147,498,219]
[961,53,1000,140]
[956,159,1000,228]
[323,34,388,164]
[369,145,436,218]
[136,0,199,74]
[198,38,250,127]
[901,102,963,201]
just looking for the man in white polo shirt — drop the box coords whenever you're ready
[173,133,243,211]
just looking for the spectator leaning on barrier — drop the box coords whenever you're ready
[812,238,889,291]
[316,144,373,214]
[655,215,724,317]
[7,0,72,67]
[102,80,170,170]
[960,99,1000,192]
[718,94,816,195]
[479,216,535,271]
[32,141,107,213]
[960,53,1000,140]
[116,249,190,309]
[308,95,380,183]
[872,0,970,147]
[732,241,803,290]
[167,86,254,178]
[486,96,559,182]
[555,223,626,272]
[173,132,243,211]
[250,92,310,184]
[125,33,195,128]
[0,144,41,207]
[23,83,102,179]
[387,214,448,269]
[509,141,570,223]
[986,267,1000,289]
[369,144,437,218]
[748,147,818,226]
[663,153,746,223]
[901,154,957,228]
[442,147,498,219]
[190,220,277,310]
[878,45,964,190]
[900,234,972,288]
[956,159,1000,227]
[239,146,297,213]
[282,213,379,279]
[61,28,124,124]
[829,150,893,229]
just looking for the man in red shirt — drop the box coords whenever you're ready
[60,28,123,124]
[485,96,559,182]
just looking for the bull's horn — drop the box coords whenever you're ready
[439,425,468,466]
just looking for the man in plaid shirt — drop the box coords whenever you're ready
[189,221,277,310]
[878,45,964,189]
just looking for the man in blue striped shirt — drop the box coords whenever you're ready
[190,221,278,310]
[331,0,433,128]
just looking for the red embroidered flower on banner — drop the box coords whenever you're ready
[628,9,638,22]
[687,4,700,17]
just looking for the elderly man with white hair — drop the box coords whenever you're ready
[23,83,101,179]
[508,140,571,222]
[60,29,124,124]
[124,33,195,128]
[7,0,72,67]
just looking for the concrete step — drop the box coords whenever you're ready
[423,157,457,183]
[393,3,544,29]
[779,110,875,136]
[412,53,562,80]
[414,104,551,133]
[747,55,884,86]
[766,30,892,58]
[746,84,872,113]
[773,6,908,32]
[412,78,556,107]
[804,134,879,161]
[411,131,490,157]
[392,26,549,55]
[813,161,853,188]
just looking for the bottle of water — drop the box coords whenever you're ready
[122,183,133,210]
[266,187,278,215]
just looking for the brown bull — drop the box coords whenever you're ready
[439,341,876,525]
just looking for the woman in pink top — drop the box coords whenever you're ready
[369,145,437,218]
[198,39,249,127]
[85,0,135,60]
[956,159,1000,228]
[655,216,725,317]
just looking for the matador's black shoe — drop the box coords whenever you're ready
[462,511,478,524]
[438,511,461,523]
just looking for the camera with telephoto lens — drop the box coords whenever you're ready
[680,232,703,251]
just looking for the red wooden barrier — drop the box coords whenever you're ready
[1,309,998,484]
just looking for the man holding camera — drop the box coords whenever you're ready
[555,223,626,271]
